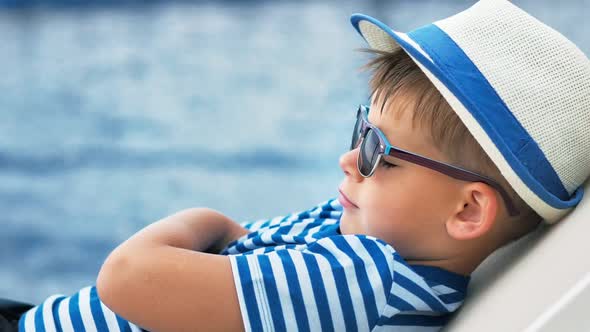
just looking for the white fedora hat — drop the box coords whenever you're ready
[351,0,590,223]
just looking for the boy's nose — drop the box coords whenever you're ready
[339,148,364,182]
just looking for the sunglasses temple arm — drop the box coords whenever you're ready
[393,150,520,216]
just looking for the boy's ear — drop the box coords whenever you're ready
[446,182,499,241]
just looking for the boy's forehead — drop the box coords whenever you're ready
[368,94,440,158]
[369,91,420,129]
[367,84,459,164]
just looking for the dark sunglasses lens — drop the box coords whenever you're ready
[350,113,362,150]
[358,129,381,176]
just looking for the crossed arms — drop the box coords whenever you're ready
[96,208,251,332]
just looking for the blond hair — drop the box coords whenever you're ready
[362,48,541,244]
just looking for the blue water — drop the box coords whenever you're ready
[1,0,588,304]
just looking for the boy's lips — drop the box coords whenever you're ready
[338,189,358,209]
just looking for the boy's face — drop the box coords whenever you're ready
[338,96,464,261]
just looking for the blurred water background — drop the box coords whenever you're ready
[1,0,588,304]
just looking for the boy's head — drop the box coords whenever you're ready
[338,0,590,274]
[338,48,539,273]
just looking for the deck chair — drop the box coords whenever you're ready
[444,179,590,332]
[0,298,33,331]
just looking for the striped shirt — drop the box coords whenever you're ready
[19,198,469,332]
[222,198,470,332]
[19,285,144,332]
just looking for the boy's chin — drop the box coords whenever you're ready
[339,214,356,235]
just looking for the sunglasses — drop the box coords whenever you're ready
[351,105,519,216]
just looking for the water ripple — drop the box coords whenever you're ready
[0,146,302,174]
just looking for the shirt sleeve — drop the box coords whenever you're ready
[237,198,341,231]
[228,234,395,332]
[220,198,341,255]
[19,286,144,332]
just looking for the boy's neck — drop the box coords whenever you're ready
[405,252,487,276]
[405,259,473,276]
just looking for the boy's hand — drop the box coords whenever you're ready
[205,213,250,254]
[113,207,249,254]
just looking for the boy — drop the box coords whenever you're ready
[17,0,590,331]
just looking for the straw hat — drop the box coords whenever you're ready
[351,0,590,223]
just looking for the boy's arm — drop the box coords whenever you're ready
[96,208,250,332]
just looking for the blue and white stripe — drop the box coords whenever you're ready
[19,286,144,332]
[225,199,469,332]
